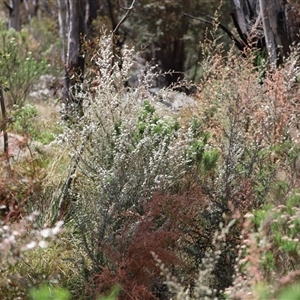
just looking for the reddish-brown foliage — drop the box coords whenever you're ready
[85,189,207,300]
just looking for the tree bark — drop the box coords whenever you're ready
[63,0,86,119]
[41,0,53,16]
[32,0,39,17]
[233,0,292,65]
[57,0,86,219]
[6,0,21,31]
[85,0,100,32]
[23,0,32,25]
[57,0,68,63]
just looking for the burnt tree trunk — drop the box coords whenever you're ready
[233,0,295,65]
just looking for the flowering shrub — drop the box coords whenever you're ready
[54,32,300,299]
[0,213,68,299]
[55,34,222,299]
[2,27,300,300]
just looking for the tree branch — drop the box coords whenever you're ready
[182,12,246,52]
[4,1,13,14]
[230,12,248,45]
[117,0,136,11]
[113,0,136,34]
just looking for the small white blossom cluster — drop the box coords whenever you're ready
[0,212,64,265]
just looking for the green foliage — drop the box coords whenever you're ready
[271,203,300,254]
[252,204,273,228]
[9,104,59,144]
[261,250,275,273]
[30,285,71,300]
[28,16,63,73]
[0,24,48,106]
[202,148,219,172]
[253,194,300,258]
[29,284,119,300]
[278,284,300,300]
[186,117,219,174]
[10,104,38,134]
[134,100,180,142]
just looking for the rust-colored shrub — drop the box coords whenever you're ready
[84,189,207,300]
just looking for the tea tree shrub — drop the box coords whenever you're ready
[59,34,219,299]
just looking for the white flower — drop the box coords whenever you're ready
[40,228,52,238]
[26,241,37,250]
[52,221,64,235]
[39,240,48,248]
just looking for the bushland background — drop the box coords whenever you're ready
[1,1,300,299]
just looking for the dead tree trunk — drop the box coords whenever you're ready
[233,0,294,65]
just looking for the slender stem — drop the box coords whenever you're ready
[0,85,9,157]
[111,0,136,69]
[113,0,136,34]
[182,12,246,52]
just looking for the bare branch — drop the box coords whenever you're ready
[113,0,136,34]
[4,1,13,14]
[183,12,246,52]
[117,0,135,10]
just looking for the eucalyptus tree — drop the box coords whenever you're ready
[57,0,86,119]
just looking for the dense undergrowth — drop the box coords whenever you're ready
[1,24,300,300]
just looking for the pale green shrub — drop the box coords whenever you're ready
[63,35,189,241]
[57,34,219,298]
